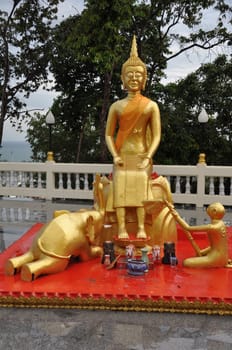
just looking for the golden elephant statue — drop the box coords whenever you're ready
[5,176,105,282]
[94,173,177,246]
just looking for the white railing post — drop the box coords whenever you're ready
[45,161,55,200]
[196,162,207,207]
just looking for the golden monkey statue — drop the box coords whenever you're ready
[165,201,231,268]
[5,175,105,281]
[105,35,161,240]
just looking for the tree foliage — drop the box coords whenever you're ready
[28,53,232,165]
[155,55,232,165]
[46,0,231,162]
[0,0,63,145]
[24,0,232,164]
[26,100,101,163]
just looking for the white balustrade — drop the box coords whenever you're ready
[0,161,231,216]
[185,176,191,194]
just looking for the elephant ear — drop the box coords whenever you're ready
[85,215,95,243]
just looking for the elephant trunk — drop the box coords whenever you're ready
[37,238,71,260]
[93,174,106,218]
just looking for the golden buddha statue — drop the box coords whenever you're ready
[105,36,161,240]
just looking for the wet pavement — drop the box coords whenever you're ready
[0,307,232,349]
[0,223,32,253]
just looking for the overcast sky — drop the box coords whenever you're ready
[1,0,231,142]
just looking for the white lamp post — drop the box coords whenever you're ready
[45,110,55,162]
[198,107,209,164]
[198,107,209,123]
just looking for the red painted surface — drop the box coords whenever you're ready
[0,223,232,303]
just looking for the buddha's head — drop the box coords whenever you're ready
[121,35,147,91]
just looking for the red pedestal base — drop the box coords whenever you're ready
[0,223,232,314]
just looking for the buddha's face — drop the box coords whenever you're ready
[122,65,145,91]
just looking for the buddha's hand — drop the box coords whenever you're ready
[137,155,151,169]
[114,156,124,166]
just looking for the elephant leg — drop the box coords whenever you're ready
[20,256,69,282]
[5,251,34,276]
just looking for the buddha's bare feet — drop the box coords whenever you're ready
[118,229,129,239]
[137,229,147,239]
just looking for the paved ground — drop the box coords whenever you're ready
[0,307,232,349]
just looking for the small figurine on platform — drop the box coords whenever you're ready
[101,241,116,265]
[126,244,135,260]
[165,201,232,268]
[161,242,178,265]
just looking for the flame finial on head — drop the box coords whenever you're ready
[130,35,138,57]
[121,35,147,90]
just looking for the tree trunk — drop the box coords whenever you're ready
[75,125,85,163]
[0,53,9,145]
[0,106,6,146]
[0,1,19,146]
[99,70,114,163]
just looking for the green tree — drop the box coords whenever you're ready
[27,109,80,163]
[51,1,134,162]
[0,0,63,145]
[27,0,231,163]
[49,14,107,162]
[50,0,231,162]
[28,55,232,165]
[156,55,232,165]
[26,103,100,163]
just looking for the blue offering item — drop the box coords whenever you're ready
[127,259,148,275]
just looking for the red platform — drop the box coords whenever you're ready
[0,223,232,314]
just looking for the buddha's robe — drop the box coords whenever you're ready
[113,94,153,208]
